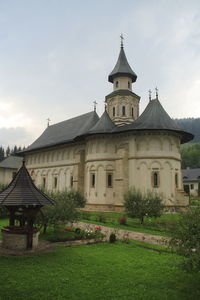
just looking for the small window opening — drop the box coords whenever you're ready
[116,81,118,88]
[54,177,58,189]
[70,176,73,188]
[43,177,46,188]
[175,173,178,188]
[128,81,131,89]
[122,106,126,116]
[91,173,95,188]
[190,184,194,190]
[107,173,113,188]
[113,107,115,117]
[12,172,17,179]
[131,107,134,117]
[152,172,159,187]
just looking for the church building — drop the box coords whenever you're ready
[22,41,193,212]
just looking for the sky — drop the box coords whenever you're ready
[0,0,200,148]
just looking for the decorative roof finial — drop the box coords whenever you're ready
[120,33,124,48]
[47,118,51,127]
[148,89,152,101]
[93,100,98,112]
[155,87,158,99]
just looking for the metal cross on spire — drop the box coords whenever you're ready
[93,100,98,112]
[120,33,124,48]
[155,87,158,99]
[148,89,152,101]
[47,118,51,127]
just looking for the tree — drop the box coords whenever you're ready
[6,146,10,157]
[36,189,86,233]
[170,207,200,271]
[124,187,163,224]
[0,147,5,162]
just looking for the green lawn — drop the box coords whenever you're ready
[80,211,181,237]
[0,242,200,300]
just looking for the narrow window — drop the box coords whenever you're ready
[91,173,95,188]
[107,173,113,188]
[12,172,17,179]
[116,81,118,88]
[175,173,178,188]
[43,177,46,188]
[54,177,58,189]
[152,172,159,187]
[131,107,134,117]
[122,106,126,116]
[128,81,131,89]
[70,176,73,188]
[113,107,115,117]
[190,184,194,190]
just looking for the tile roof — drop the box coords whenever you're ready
[89,110,116,134]
[0,156,23,169]
[114,98,194,143]
[24,111,99,152]
[108,46,137,83]
[182,168,200,182]
[0,161,54,206]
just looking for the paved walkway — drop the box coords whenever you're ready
[73,222,171,247]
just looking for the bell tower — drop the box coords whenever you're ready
[105,36,140,126]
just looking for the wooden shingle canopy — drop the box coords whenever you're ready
[0,160,54,207]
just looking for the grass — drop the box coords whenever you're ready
[0,241,200,300]
[80,211,181,237]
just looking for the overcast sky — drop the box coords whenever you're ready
[0,0,200,148]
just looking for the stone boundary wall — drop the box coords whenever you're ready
[73,221,171,246]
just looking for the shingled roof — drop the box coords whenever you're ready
[89,110,116,134]
[0,156,23,169]
[0,161,54,206]
[24,111,99,152]
[114,98,193,143]
[108,46,137,83]
[182,168,200,182]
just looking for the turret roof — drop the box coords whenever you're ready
[108,46,137,83]
[89,110,116,134]
[114,98,194,143]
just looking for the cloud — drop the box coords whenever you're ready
[0,127,33,148]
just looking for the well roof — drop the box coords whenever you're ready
[0,161,54,206]
[108,46,137,83]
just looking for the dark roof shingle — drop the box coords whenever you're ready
[0,156,23,169]
[108,47,137,83]
[0,162,54,206]
[182,168,200,182]
[24,111,99,152]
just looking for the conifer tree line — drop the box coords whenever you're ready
[0,146,25,162]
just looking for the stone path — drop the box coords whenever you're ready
[73,222,171,247]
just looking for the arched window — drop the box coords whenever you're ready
[131,107,134,117]
[152,171,159,187]
[70,176,73,188]
[116,81,118,88]
[128,81,131,89]
[122,106,126,116]
[90,173,95,188]
[113,107,115,117]
[107,173,113,188]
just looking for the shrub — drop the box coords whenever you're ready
[36,189,86,233]
[124,187,163,224]
[96,214,107,223]
[81,211,91,220]
[170,207,200,271]
[109,233,116,243]
[118,216,127,225]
